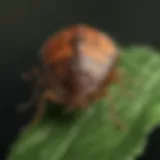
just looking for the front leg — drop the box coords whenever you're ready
[21,67,41,81]
[28,90,63,128]
[18,67,50,113]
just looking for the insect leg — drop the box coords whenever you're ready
[28,90,62,128]
[113,68,133,97]
[21,67,41,81]
[18,67,46,113]
[107,95,126,130]
[17,100,33,113]
[21,72,33,81]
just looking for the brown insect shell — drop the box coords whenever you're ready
[39,24,120,108]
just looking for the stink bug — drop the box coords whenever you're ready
[19,24,129,129]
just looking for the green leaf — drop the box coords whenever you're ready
[8,46,160,160]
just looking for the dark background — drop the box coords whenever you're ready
[0,0,160,159]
